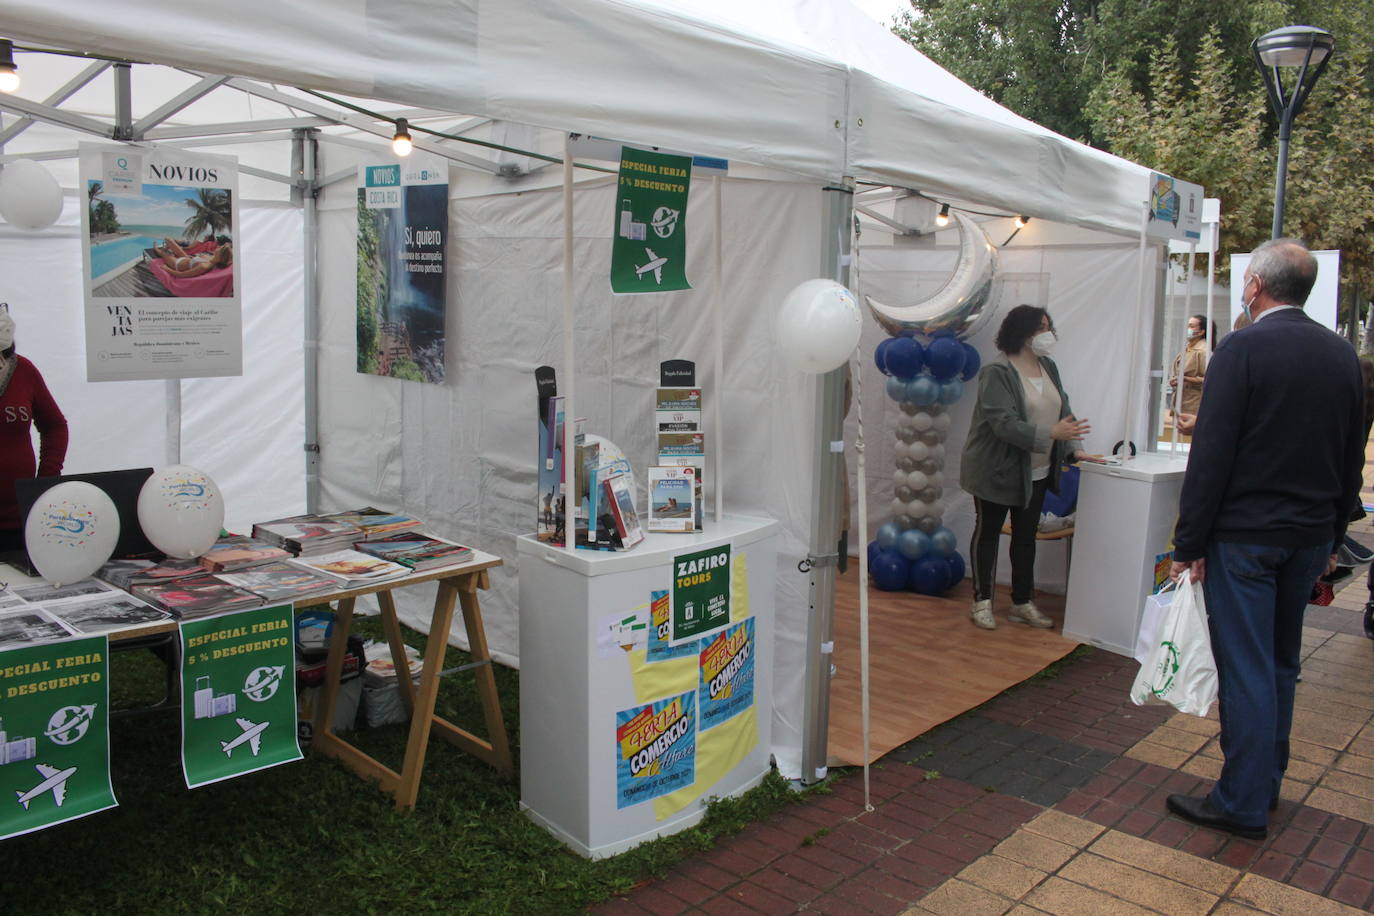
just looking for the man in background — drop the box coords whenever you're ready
[1167,238,1365,839]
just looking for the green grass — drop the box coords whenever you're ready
[3,615,803,915]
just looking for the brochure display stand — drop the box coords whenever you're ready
[1063,454,1190,656]
[517,516,779,858]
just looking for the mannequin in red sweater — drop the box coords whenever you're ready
[0,306,68,553]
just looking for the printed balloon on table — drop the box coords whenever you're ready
[777,279,862,374]
[25,482,120,586]
[137,465,226,559]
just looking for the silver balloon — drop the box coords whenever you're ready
[930,471,945,489]
[929,498,945,518]
[893,469,908,488]
[919,429,942,446]
[917,458,940,475]
[896,426,917,444]
[893,440,910,460]
[895,484,915,502]
[932,443,946,462]
[906,469,929,491]
[864,212,1002,339]
[916,516,940,534]
[918,486,940,503]
[906,499,930,518]
[890,497,906,517]
[899,401,919,416]
[911,411,934,432]
[933,413,951,433]
[894,514,915,530]
[896,456,916,471]
[896,411,916,430]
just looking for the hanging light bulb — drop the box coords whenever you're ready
[0,41,19,94]
[935,203,950,228]
[391,118,413,157]
[1014,215,1030,228]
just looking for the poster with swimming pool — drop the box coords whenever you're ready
[78,144,242,382]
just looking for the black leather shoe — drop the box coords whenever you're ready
[1364,601,1374,640]
[1166,794,1267,840]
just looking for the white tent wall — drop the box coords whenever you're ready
[311,165,825,776]
[846,219,1162,590]
[0,199,306,534]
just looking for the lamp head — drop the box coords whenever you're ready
[0,40,18,94]
[1014,215,1029,229]
[1254,25,1334,68]
[391,118,413,157]
[934,203,950,228]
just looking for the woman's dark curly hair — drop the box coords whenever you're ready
[994,304,1053,355]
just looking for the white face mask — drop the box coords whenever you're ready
[1030,331,1056,357]
[1241,276,1257,320]
[0,310,13,351]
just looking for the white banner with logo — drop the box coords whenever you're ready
[79,144,242,382]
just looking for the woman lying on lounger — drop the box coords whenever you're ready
[153,238,233,277]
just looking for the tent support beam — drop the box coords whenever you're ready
[295,127,322,513]
[0,92,114,139]
[800,179,855,785]
[0,60,109,146]
[113,62,132,140]
[131,74,230,138]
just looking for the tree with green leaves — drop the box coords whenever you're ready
[182,187,232,241]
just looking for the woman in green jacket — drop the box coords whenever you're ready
[960,305,1091,630]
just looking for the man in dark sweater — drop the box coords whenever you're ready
[1167,239,1365,839]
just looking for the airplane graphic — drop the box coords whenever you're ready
[16,763,76,809]
[220,717,268,758]
[635,248,668,284]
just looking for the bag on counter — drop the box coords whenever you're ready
[1130,576,1217,717]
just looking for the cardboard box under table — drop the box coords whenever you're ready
[518,516,778,858]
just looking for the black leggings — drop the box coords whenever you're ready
[971,478,1049,604]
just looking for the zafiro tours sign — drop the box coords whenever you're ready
[669,544,730,645]
[610,147,692,294]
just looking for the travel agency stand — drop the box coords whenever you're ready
[518,515,778,858]
[1063,452,1190,656]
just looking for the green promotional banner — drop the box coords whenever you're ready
[670,544,731,645]
[179,604,301,788]
[611,146,691,294]
[0,636,117,840]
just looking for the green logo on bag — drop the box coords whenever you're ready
[1150,641,1180,696]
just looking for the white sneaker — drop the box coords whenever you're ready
[1009,600,1053,629]
[971,599,996,629]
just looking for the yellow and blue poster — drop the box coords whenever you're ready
[646,589,697,663]
[615,691,696,809]
[698,618,754,730]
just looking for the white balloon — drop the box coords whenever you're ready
[896,412,916,430]
[777,279,863,374]
[930,471,945,489]
[0,159,64,230]
[912,411,934,432]
[138,465,226,559]
[906,499,929,518]
[890,497,907,517]
[909,441,931,463]
[932,443,946,462]
[929,499,945,519]
[892,470,908,488]
[906,470,929,491]
[893,440,910,459]
[933,412,951,433]
[25,482,120,586]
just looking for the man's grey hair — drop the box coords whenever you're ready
[1249,237,1318,306]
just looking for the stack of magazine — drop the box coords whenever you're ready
[216,561,341,602]
[323,507,423,541]
[198,534,291,572]
[96,557,204,590]
[354,533,474,571]
[131,575,264,618]
[251,515,362,556]
[290,549,410,583]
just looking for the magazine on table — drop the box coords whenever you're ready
[131,575,265,618]
[216,561,342,602]
[97,556,205,590]
[602,472,644,549]
[646,466,697,533]
[251,514,361,555]
[0,607,77,650]
[354,533,474,571]
[322,507,423,540]
[198,534,290,572]
[289,549,411,583]
[13,578,119,604]
[38,592,172,635]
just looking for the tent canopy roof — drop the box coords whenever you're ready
[0,0,1160,235]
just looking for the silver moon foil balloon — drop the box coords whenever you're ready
[865,211,1002,340]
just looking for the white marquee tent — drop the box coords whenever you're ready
[0,0,1167,781]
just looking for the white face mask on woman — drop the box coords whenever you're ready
[1030,331,1056,357]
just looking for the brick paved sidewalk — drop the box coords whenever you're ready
[596,561,1374,914]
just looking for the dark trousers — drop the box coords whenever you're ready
[1204,540,1328,826]
[970,478,1048,603]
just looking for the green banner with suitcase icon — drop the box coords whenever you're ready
[611,146,692,294]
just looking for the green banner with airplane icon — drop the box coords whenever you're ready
[179,604,301,789]
[0,634,117,840]
[611,146,692,294]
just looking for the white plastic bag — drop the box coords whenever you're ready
[1134,581,1177,664]
[1130,577,1217,716]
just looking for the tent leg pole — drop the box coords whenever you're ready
[295,128,322,513]
[800,179,854,786]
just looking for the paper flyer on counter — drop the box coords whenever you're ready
[79,144,242,381]
[615,692,696,809]
[669,543,731,645]
[179,604,302,789]
[0,635,117,840]
[356,157,448,384]
[698,618,755,730]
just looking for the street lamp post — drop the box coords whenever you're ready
[1251,25,1335,238]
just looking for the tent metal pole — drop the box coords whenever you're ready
[295,128,322,513]
[1124,202,1150,455]
[164,380,181,465]
[113,62,132,141]
[561,135,576,555]
[800,179,854,785]
[712,175,724,523]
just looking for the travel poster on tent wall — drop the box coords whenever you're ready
[356,157,448,384]
[611,146,691,294]
[79,145,242,382]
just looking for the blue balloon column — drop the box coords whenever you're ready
[867,334,982,595]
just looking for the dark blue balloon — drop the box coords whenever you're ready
[960,343,982,380]
[867,539,882,566]
[925,337,966,381]
[909,556,951,595]
[884,337,924,379]
[874,338,895,376]
[871,550,911,591]
[946,552,966,584]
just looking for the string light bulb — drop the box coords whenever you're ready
[391,118,413,157]
[1014,215,1030,228]
[0,41,19,94]
[935,203,950,228]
